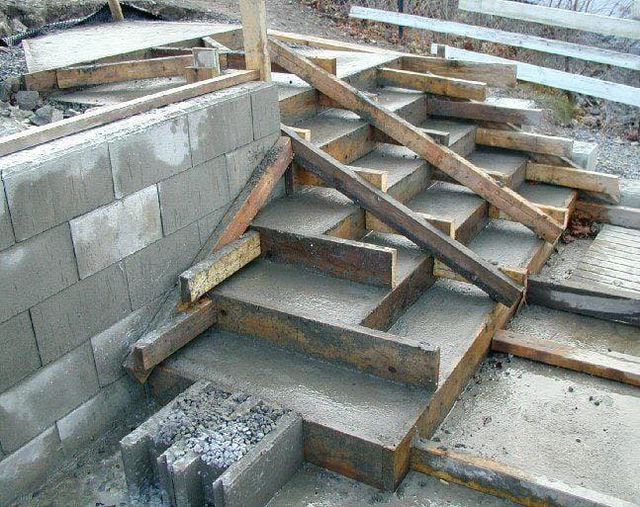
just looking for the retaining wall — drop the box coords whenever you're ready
[0,80,281,504]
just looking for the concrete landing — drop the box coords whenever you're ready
[467,147,527,189]
[433,355,640,503]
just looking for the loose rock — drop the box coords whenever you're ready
[15,90,39,110]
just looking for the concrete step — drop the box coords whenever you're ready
[151,329,432,491]
[419,118,477,157]
[467,147,527,189]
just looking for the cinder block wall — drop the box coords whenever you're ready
[0,81,281,504]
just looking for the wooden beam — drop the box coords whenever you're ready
[575,201,640,230]
[281,124,522,306]
[295,165,388,191]
[366,212,455,239]
[56,55,193,89]
[212,295,440,388]
[270,39,563,244]
[373,126,450,146]
[458,0,640,40]
[527,275,640,326]
[493,330,640,387]
[489,202,569,229]
[434,260,527,285]
[225,50,336,74]
[240,0,271,81]
[180,232,261,304]
[476,128,573,157]
[0,70,258,157]
[378,67,487,101]
[426,98,542,125]
[255,226,397,288]
[526,163,620,203]
[411,440,636,507]
[351,6,640,70]
[107,0,124,21]
[401,55,516,88]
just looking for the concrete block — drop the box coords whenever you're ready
[31,263,131,365]
[91,296,163,386]
[110,116,192,199]
[158,155,230,235]
[0,312,41,393]
[70,186,162,279]
[250,85,281,141]
[572,140,599,171]
[188,94,253,166]
[57,376,144,456]
[197,206,229,247]
[2,142,113,241]
[124,222,201,310]
[224,133,280,197]
[211,412,304,507]
[0,342,99,452]
[0,180,14,251]
[0,224,78,323]
[0,426,62,506]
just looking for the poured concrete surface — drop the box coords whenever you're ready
[162,330,430,448]
[433,355,640,503]
[267,463,516,506]
[467,147,527,187]
[518,181,575,208]
[408,182,485,229]
[351,144,425,190]
[215,259,385,326]
[363,231,430,283]
[469,220,542,269]
[509,304,640,357]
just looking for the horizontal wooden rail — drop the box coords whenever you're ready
[378,67,487,101]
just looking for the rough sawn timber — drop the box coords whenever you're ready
[281,125,522,306]
[526,163,620,202]
[377,67,487,101]
[426,98,543,125]
[269,39,563,245]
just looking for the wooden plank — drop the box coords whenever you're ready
[527,274,640,326]
[198,137,293,257]
[225,51,336,74]
[255,226,397,288]
[56,55,193,89]
[107,0,125,21]
[436,45,640,108]
[426,98,542,125]
[366,212,455,239]
[476,128,573,157]
[526,162,620,202]
[434,261,527,285]
[411,440,637,507]
[212,294,440,388]
[129,297,217,374]
[281,125,522,306]
[401,56,516,88]
[202,36,231,51]
[240,0,271,81]
[374,127,450,146]
[270,39,563,245]
[296,166,389,191]
[458,0,640,40]
[493,330,640,387]
[489,203,569,228]
[180,232,261,304]
[378,67,486,101]
[351,6,640,70]
[0,70,258,157]
[575,201,640,230]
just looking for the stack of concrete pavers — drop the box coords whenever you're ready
[120,380,303,506]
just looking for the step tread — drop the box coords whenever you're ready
[467,147,527,183]
[517,181,575,209]
[350,144,426,189]
[419,118,476,146]
[469,220,543,270]
[408,181,485,227]
[362,230,430,282]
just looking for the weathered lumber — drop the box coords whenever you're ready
[575,201,640,230]
[374,127,450,146]
[527,275,640,326]
[401,55,516,88]
[270,38,563,244]
[107,0,124,21]
[378,67,487,101]
[180,232,261,304]
[434,261,527,285]
[0,70,258,157]
[366,212,455,239]
[458,0,640,40]
[351,6,640,70]
[225,51,336,74]
[411,440,637,507]
[126,297,217,380]
[295,165,389,191]
[256,226,397,288]
[526,163,620,203]
[489,202,570,229]
[476,128,573,157]
[212,294,440,388]
[198,137,293,257]
[240,0,271,81]
[281,124,522,306]
[56,55,193,89]
[427,98,542,125]
[493,330,640,387]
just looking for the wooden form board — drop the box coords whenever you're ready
[281,125,523,306]
[433,45,640,108]
[350,6,640,71]
[493,330,640,387]
[458,0,640,40]
[377,68,487,101]
[270,39,563,245]
[527,274,640,326]
[107,0,125,21]
[401,56,516,88]
[476,128,573,157]
[526,162,620,202]
[575,201,640,230]
[0,70,258,157]
[411,440,637,507]
[426,98,542,125]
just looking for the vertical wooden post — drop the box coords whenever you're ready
[397,0,405,39]
[239,0,272,82]
[107,0,125,21]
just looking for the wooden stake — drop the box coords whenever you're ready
[107,0,125,21]
[240,0,272,81]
